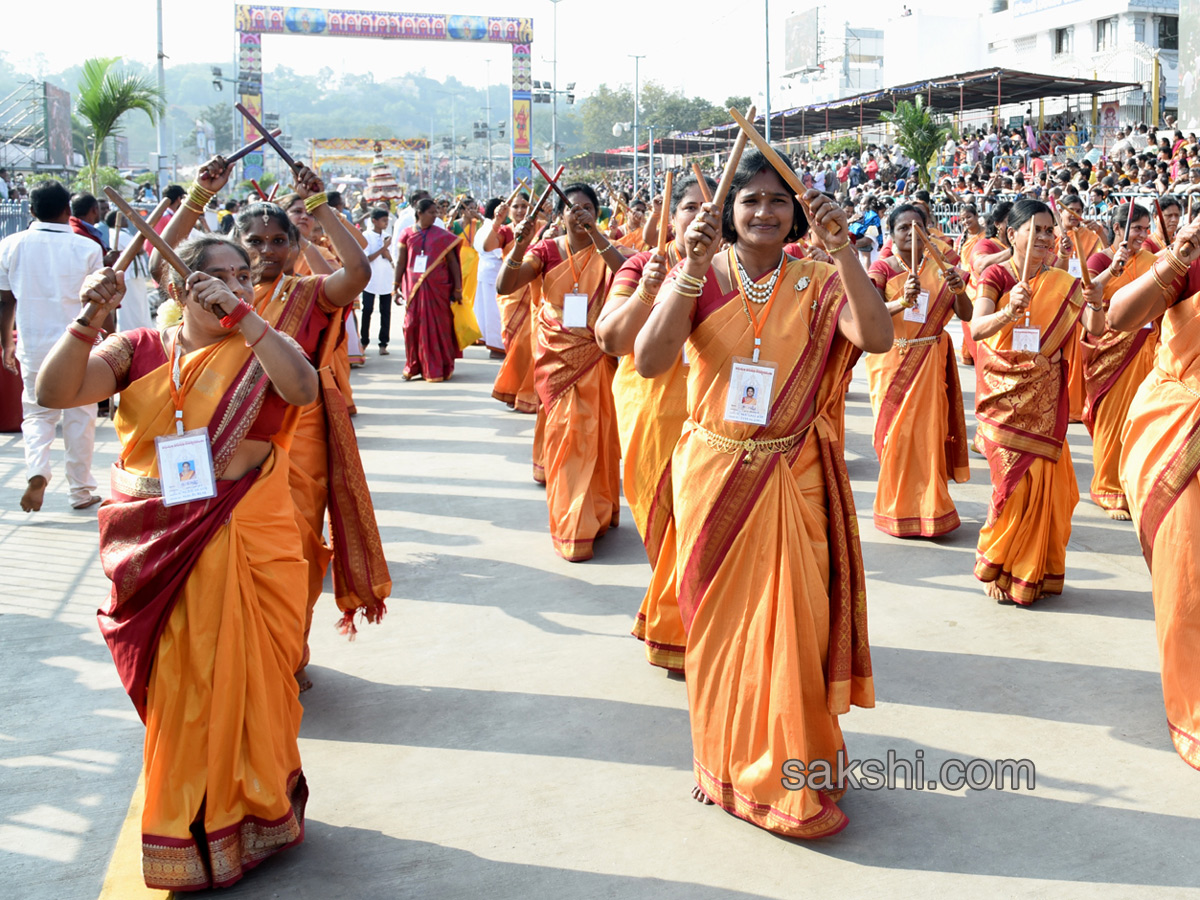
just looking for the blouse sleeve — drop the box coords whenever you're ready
[95,332,136,390]
[867,259,893,291]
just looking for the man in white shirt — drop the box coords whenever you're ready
[0,180,102,512]
[361,208,394,355]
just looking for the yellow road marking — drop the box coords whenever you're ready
[97,771,171,900]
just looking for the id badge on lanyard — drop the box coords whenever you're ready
[723,357,776,427]
[563,292,589,328]
[413,253,428,274]
[1011,323,1041,353]
[903,290,929,324]
[1067,258,1083,279]
[156,332,217,506]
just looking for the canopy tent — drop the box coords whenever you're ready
[687,67,1142,142]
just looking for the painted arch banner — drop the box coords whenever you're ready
[234,5,533,186]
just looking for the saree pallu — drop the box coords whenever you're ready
[457,221,480,311]
[974,266,1083,603]
[295,239,356,412]
[96,337,309,890]
[1064,229,1101,422]
[492,277,542,413]
[1081,250,1160,511]
[675,259,873,839]
[257,276,391,650]
[1120,275,1200,770]
[865,268,969,537]
[534,244,620,560]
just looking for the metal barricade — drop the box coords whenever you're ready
[0,200,30,241]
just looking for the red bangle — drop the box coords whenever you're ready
[245,325,270,349]
[219,300,253,329]
[67,325,101,345]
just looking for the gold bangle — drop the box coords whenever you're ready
[505,256,524,269]
[826,238,852,255]
[671,284,703,299]
[188,182,214,202]
[1164,248,1189,273]
[634,287,656,307]
[303,192,328,213]
[182,198,206,215]
[675,270,706,290]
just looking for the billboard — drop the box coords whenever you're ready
[1181,0,1199,128]
[43,83,72,169]
[785,8,820,73]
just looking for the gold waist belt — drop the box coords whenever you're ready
[690,422,803,463]
[894,334,941,350]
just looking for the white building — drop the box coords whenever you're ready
[777,9,885,108]
[882,0,1179,125]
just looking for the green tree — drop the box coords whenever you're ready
[199,102,234,154]
[71,165,124,194]
[880,96,949,187]
[75,57,165,194]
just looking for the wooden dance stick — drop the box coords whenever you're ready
[1154,196,1171,243]
[531,158,572,207]
[104,188,192,280]
[656,170,673,254]
[1019,219,1035,285]
[504,178,530,207]
[235,103,300,172]
[913,222,967,296]
[1070,230,1092,287]
[1112,196,1138,276]
[408,234,463,295]
[79,197,171,320]
[249,179,268,201]
[524,164,564,224]
[267,182,279,202]
[691,163,712,202]
[713,105,755,210]
[727,105,841,236]
[225,128,283,165]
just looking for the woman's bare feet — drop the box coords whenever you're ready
[295,667,313,693]
[20,476,47,512]
[985,581,1013,604]
[1107,508,1132,521]
[691,785,714,805]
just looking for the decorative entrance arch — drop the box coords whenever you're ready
[234,5,533,189]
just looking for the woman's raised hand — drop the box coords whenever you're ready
[683,202,721,268]
[185,272,240,317]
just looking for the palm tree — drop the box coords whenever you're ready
[75,57,166,196]
[881,96,951,188]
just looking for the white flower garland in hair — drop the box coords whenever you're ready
[157,297,183,329]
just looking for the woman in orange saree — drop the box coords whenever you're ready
[962,201,1014,368]
[1141,194,1181,254]
[35,237,320,890]
[1057,193,1102,423]
[158,157,388,694]
[971,199,1084,605]
[497,182,632,560]
[866,204,972,537]
[1110,216,1200,769]
[490,192,543,413]
[1080,202,1159,518]
[597,172,714,672]
[634,150,891,838]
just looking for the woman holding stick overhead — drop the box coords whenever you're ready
[35,237,317,890]
[865,203,973,537]
[596,170,715,672]
[496,182,632,561]
[634,148,890,838]
[1109,214,1200,769]
[394,196,462,382]
[971,199,1084,605]
[1079,202,1159,518]
[154,155,388,694]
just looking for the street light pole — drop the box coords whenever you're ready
[764,0,772,144]
[550,0,564,173]
[485,58,494,196]
[156,0,168,191]
[630,54,645,198]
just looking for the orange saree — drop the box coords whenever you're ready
[532,239,621,561]
[866,262,969,536]
[609,247,689,670]
[675,258,873,839]
[256,276,391,666]
[1063,227,1100,423]
[295,238,356,413]
[1120,262,1200,769]
[973,263,1083,604]
[1082,248,1159,512]
[492,276,542,414]
[94,329,308,890]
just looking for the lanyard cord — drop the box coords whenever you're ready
[729,247,786,363]
[168,326,186,435]
[564,238,595,293]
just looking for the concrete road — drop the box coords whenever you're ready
[2,338,1198,900]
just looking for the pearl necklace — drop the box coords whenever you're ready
[734,251,786,304]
